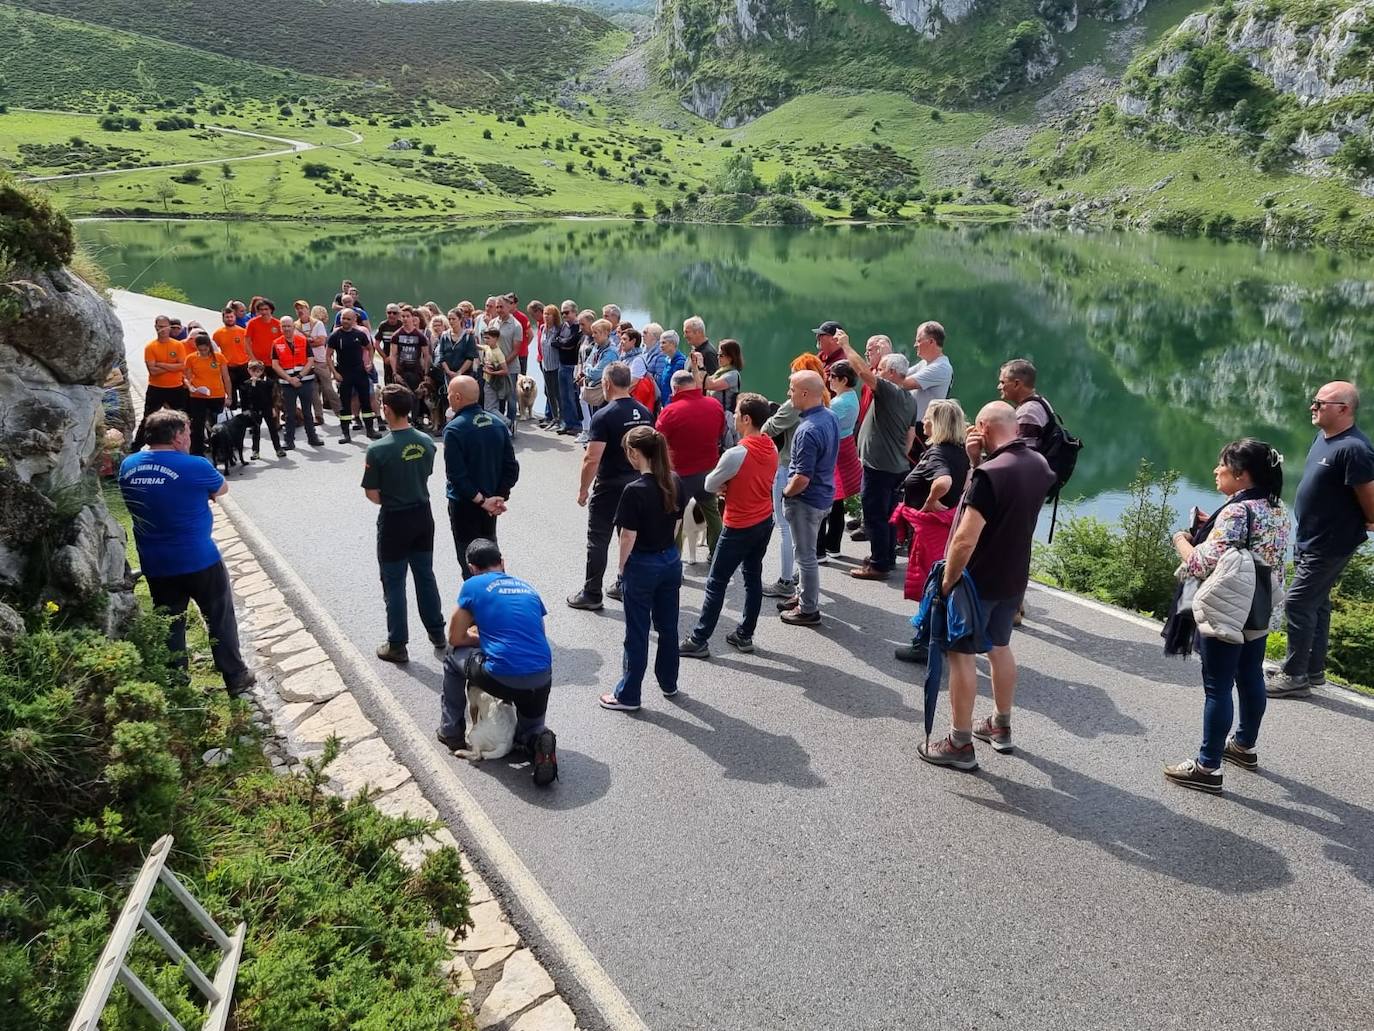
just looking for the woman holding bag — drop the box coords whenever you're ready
[1163,438,1290,794]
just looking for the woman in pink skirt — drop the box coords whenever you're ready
[818,361,864,560]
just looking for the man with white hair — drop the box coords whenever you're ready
[778,369,839,626]
[919,401,1055,771]
[840,333,919,580]
[270,315,323,449]
[903,321,952,423]
[682,315,718,374]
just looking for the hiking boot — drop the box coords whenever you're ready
[275,449,288,458]
[917,735,978,771]
[845,516,861,531]
[1163,759,1222,794]
[225,670,257,698]
[337,429,352,444]
[436,729,464,752]
[1308,672,1328,688]
[761,577,797,598]
[531,729,558,787]
[895,642,929,665]
[725,630,754,653]
[427,628,447,649]
[566,591,603,611]
[678,637,710,659]
[850,528,869,542]
[1265,669,1311,699]
[307,435,324,447]
[606,579,623,602]
[971,715,1013,754]
[776,595,800,611]
[780,608,821,626]
[1221,736,1258,771]
[849,563,889,581]
[376,641,409,664]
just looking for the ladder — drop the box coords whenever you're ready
[67,834,245,1031]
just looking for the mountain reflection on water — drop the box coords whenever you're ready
[80,217,1374,524]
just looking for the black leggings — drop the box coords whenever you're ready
[186,396,225,456]
[816,499,847,555]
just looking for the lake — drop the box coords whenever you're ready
[78,217,1373,530]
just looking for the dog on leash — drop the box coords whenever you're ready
[454,684,518,761]
[682,496,709,564]
[516,375,539,422]
[208,412,252,476]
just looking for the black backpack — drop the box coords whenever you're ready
[1030,395,1082,541]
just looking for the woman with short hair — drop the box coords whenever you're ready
[599,426,686,712]
[305,303,339,423]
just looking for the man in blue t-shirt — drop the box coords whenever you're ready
[1268,381,1374,698]
[438,539,558,786]
[118,408,254,695]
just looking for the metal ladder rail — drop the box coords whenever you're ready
[67,834,246,1031]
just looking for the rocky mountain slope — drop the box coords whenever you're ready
[655,0,1162,122]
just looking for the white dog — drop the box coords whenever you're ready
[682,496,709,565]
[454,684,517,761]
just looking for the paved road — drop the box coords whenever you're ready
[117,294,1374,1031]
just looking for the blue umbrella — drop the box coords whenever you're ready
[910,560,987,743]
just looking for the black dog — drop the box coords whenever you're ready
[208,412,252,476]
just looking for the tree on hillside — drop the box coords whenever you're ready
[713,153,762,195]
[155,182,175,212]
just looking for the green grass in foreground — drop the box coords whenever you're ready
[0,486,477,1029]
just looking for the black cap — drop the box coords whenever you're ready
[812,320,842,336]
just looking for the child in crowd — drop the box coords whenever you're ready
[241,360,285,459]
[480,326,510,417]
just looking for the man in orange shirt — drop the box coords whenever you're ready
[133,314,189,450]
[183,331,232,456]
[212,306,250,406]
[244,298,282,366]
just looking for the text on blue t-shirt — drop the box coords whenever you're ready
[457,572,553,677]
[118,450,225,578]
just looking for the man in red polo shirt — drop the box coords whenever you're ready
[813,320,846,371]
[655,363,725,553]
[506,292,532,375]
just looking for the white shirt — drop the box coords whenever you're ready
[908,354,952,420]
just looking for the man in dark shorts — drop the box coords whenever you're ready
[439,539,559,787]
[328,308,380,442]
[567,362,652,610]
[362,384,446,664]
[918,401,1055,772]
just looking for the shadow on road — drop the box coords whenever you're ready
[959,750,1292,894]
[453,747,612,811]
[1019,606,1198,687]
[1306,690,1374,725]
[1231,767,1374,889]
[1009,668,1148,740]
[635,695,826,788]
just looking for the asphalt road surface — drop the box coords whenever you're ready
[118,295,1374,1031]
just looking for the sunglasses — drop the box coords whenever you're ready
[1311,399,1349,409]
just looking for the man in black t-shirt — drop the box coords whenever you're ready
[918,401,1054,773]
[1268,380,1374,698]
[327,308,380,442]
[568,362,652,610]
[389,311,431,390]
[373,304,404,385]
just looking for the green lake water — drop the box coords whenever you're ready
[79,217,1373,528]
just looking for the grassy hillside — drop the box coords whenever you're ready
[0,4,353,109]
[21,0,617,111]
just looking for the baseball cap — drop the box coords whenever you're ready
[812,320,842,336]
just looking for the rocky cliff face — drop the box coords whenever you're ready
[658,0,1157,123]
[0,265,136,640]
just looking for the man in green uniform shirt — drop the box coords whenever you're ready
[362,383,446,663]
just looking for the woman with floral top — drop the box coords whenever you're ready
[1164,438,1291,794]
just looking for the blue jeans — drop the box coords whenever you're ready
[1198,634,1268,768]
[691,516,773,644]
[772,463,794,582]
[783,498,826,615]
[558,365,581,431]
[614,548,682,706]
[861,465,904,571]
[1281,547,1353,681]
[506,369,520,425]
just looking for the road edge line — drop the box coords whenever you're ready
[217,493,650,1031]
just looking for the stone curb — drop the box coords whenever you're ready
[211,509,580,1031]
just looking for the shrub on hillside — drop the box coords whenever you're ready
[747,196,815,225]
[0,176,75,272]
[143,281,191,303]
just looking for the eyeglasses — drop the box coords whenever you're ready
[1311,399,1349,409]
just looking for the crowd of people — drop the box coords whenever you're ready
[119,281,1374,792]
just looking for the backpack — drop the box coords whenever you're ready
[1029,395,1082,543]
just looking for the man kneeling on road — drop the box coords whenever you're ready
[918,401,1055,771]
[439,539,559,786]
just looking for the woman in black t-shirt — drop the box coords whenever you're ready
[599,426,687,712]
